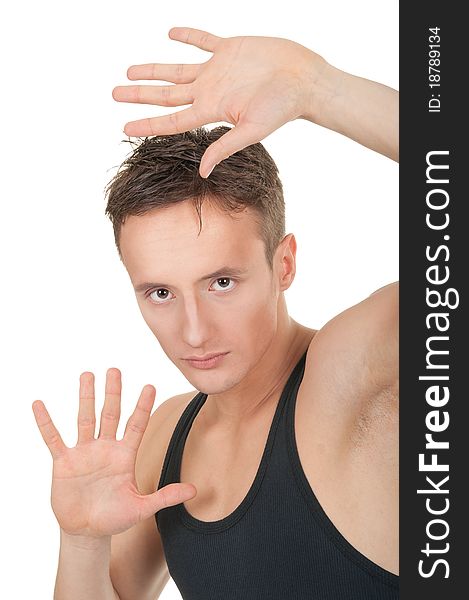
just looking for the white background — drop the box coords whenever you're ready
[0,0,398,598]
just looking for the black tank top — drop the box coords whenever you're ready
[155,350,399,599]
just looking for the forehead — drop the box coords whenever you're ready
[119,199,265,279]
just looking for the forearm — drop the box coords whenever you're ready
[54,529,120,600]
[300,54,399,162]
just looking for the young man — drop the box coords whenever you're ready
[32,28,398,599]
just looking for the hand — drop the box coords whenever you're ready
[112,27,326,178]
[32,368,197,538]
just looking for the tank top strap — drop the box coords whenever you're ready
[282,348,308,406]
[280,347,308,423]
[157,391,207,489]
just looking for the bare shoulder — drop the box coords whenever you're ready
[304,281,398,414]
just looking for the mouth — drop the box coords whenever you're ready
[183,352,229,370]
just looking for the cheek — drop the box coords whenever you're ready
[138,302,156,330]
[137,302,173,342]
[235,287,278,342]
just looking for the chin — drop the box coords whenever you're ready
[179,363,247,396]
[188,373,241,396]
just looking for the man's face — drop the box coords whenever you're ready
[119,199,289,395]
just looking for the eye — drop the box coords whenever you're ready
[147,288,174,304]
[211,277,236,292]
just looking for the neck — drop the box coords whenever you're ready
[203,301,315,429]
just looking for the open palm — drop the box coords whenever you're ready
[32,369,196,538]
[112,27,324,177]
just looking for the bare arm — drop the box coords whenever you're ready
[300,61,398,161]
[310,281,399,408]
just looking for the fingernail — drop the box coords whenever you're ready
[205,165,215,178]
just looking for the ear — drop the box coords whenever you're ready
[275,233,297,292]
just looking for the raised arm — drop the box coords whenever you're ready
[300,61,398,162]
[112,27,398,178]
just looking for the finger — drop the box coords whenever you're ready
[112,83,194,107]
[122,385,156,452]
[32,400,67,460]
[77,372,96,444]
[98,368,122,440]
[138,483,197,522]
[124,106,207,137]
[168,27,221,53]
[126,63,201,84]
[200,122,265,178]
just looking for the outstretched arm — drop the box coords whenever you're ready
[113,27,398,177]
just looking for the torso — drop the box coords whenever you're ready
[149,313,399,576]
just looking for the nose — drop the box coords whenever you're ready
[180,296,212,348]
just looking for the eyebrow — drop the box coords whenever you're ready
[133,266,249,293]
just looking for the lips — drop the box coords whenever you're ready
[183,352,229,370]
[184,352,227,361]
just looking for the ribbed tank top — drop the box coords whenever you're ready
[155,350,399,599]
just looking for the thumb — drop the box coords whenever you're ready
[200,122,264,178]
[139,483,197,521]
